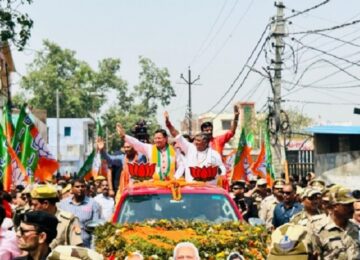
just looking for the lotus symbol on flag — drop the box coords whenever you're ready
[189,166,218,181]
[128,163,156,180]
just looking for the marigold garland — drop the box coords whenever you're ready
[94,220,270,259]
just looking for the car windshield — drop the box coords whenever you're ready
[116,193,238,223]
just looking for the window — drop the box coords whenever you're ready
[221,120,231,130]
[64,127,71,137]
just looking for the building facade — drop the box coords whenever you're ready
[47,118,94,174]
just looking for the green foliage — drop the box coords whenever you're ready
[19,42,175,151]
[20,40,129,118]
[134,56,175,117]
[0,0,33,50]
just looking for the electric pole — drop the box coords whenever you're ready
[271,1,286,174]
[180,67,200,135]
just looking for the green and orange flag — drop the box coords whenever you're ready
[0,124,26,191]
[252,128,275,187]
[13,104,59,183]
[77,149,97,180]
[231,128,253,182]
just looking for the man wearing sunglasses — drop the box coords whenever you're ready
[14,211,58,260]
[290,187,322,226]
[272,183,303,229]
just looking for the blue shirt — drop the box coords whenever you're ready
[272,202,303,228]
[59,196,101,248]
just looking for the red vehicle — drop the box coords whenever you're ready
[112,182,242,224]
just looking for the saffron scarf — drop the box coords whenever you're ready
[151,144,176,181]
[115,154,138,203]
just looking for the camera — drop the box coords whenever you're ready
[132,119,150,143]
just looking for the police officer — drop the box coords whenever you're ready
[30,184,83,249]
[250,179,268,212]
[259,178,285,230]
[290,187,322,226]
[309,185,360,259]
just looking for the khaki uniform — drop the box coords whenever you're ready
[50,209,83,249]
[251,191,265,212]
[310,215,360,260]
[290,210,321,227]
[258,194,278,229]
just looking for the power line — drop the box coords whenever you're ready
[189,0,229,65]
[212,35,269,119]
[203,23,270,114]
[199,0,256,74]
[290,18,360,35]
[284,0,330,20]
[285,58,360,91]
[194,0,240,64]
[285,99,360,106]
[292,38,360,68]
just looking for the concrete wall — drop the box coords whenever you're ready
[47,118,94,173]
[315,150,360,190]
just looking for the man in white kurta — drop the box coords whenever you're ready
[174,133,226,184]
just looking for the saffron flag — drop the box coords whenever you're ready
[77,149,98,180]
[231,128,253,181]
[0,125,26,191]
[252,129,275,186]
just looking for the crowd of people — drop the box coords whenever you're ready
[0,104,359,259]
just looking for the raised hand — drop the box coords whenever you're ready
[116,123,125,139]
[164,111,170,121]
[96,137,105,151]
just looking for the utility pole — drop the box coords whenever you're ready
[271,1,286,174]
[56,89,60,162]
[180,67,200,136]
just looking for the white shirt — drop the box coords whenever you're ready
[175,135,226,183]
[94,194,115,221]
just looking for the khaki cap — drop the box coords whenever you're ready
[61,184,72,195]
[309,178,325,191]
[268,223,309,260]
[31,184,58,199]
[47,245,104,260]
[95,175,106,181]
[332,186,356,204]
[301,187,321,199]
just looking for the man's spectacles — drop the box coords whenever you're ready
[283,191,293,196]
[17,227,37,236]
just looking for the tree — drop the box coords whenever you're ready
[0,0,33,50]
[20,40,129,118]
[103,57,175,151]
[133,57,175,117]
[18,41,176,151]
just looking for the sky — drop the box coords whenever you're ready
[11,0,360,127]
